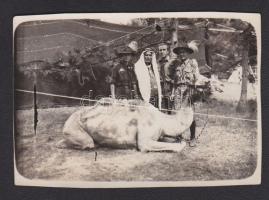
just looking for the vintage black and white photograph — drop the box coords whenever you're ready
[13,12,261,187]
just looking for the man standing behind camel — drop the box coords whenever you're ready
[110,46,138,100]
[170,41,200,147]
[134,48,162,109]
[157,42,174,113]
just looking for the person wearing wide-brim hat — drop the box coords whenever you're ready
[110,45,139,100]
[172,43,194,55]
[170,41,200,147]
[116,46,137,56]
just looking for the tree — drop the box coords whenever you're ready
[237,24,256,112]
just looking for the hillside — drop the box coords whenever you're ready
[15,19,144,64]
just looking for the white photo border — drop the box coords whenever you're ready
[13,12,262,188]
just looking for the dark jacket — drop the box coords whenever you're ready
[111,61,138,98]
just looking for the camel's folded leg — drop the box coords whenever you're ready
[56,132,95,150]
[138,140,186,153]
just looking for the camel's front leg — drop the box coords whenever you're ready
[138,140,186,152]
[137,126,186,152]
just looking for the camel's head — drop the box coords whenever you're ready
[209,75,224,93]
[195,75,224,100]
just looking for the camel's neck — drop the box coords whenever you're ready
[160,107,194,137]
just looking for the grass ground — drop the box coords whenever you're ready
[15,100,258,182]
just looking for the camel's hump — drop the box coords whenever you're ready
[96,98,147,107]
[79,98,157,120]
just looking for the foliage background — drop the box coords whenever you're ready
[15,18,257,108]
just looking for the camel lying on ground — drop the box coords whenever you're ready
[56,98,193,152]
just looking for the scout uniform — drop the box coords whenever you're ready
[111,61,138,99]
[171,42,200,147]
[172,58,199,108]
[110,45,139,99]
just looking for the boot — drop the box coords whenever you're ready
[189,120,197,147]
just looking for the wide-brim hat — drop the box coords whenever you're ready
[173,43,194,54]
[116,46,136,56]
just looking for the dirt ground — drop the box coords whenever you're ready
[14,100,258,182]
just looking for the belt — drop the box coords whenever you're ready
[175,83,208,89]
[175,83,194,87]
[116,83,129,87]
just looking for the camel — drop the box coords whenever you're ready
[56,74,224,152]
[56,98,194,152]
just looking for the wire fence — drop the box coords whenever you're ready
[15,89,257,122]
